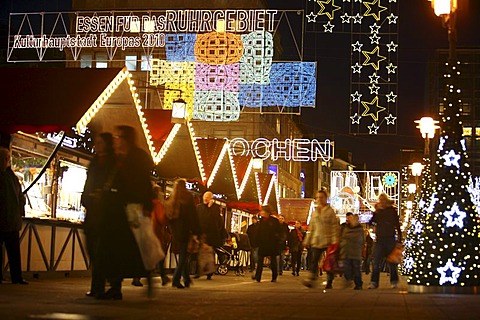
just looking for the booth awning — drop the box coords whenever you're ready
[0,68,123,133]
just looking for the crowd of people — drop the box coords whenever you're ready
[1,127,403,298]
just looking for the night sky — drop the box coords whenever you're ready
[2,0,480,170]
[269,0,480,170]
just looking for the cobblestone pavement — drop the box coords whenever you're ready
[0,271,479,320]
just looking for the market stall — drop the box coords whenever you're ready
[1,67,155,276]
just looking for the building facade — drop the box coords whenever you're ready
[428,49,480,176]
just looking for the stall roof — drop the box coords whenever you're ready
[279,198,315,224]
[0,68,123,133]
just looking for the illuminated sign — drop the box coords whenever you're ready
[8,10,316,122]
[8,10,278,55]
[229,138,333,162]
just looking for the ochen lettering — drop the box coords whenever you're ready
[229,138,333,162]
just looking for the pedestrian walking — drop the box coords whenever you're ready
[277,215,289,275]
[340,212,365,290]
[95,125,154,300]
[288,220,306,276]
[165,179,201,289]
[368,193,402,289]
[196,190,226,280]
[81,133,115,296]
[151,184,171,286]
[0,147,28,285]
[303,189,340,289]
[252,208,281,282]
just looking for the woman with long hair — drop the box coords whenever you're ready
[81,132,115,297]
[165,179,200,289]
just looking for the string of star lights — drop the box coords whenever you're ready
[407,60,480,292]
[305,0,398,135]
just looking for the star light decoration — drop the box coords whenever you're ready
[437,260,462,285]
[443,202,467,229]
[442,149,461,169]
[305,0,398,135]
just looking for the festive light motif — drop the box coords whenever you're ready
[407,60,480,289]
[442,149,461,168]
[193,91,240,122]
[437,260,462,285]
[239,62,316,107]
[443,203,467,229]
[165,33,197,62]
[305,0,399,134]
[361,96,385,121]
[240,31,274,84]
[382,172,397,188]
[196,63,240,92]
[330,170,400,217]
[148,29,315,120]
[194,31,244,65]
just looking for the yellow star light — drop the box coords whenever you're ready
[361,96,386,121]
[362,46,386,70]
[363,0,387,21]
[316,0,342,20]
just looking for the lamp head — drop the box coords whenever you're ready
[429,0,457,16]
[415,117,440,139]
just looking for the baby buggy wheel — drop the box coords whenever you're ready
[217,263,229,275]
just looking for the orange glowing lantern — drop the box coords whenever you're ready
[194,32,244,65]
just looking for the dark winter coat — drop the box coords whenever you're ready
[97,147,154,279]
[288,227,306,253]
[247,222,259,248]
[256,216,282,257]
[340,223,365,260]
[168,195,201,244]
[369,205,402,242]
[197,202,225,248]
[81,153,115,237]
[0,168,25,232]
[278,222,290,251]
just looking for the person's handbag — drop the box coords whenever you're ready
[198,243,216,275]
[387,243,403,264]
[126,203,165,270]
[187,234,200,253]
[322,243,342,273]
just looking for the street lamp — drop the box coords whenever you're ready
[410,162,424,177]
[415,117,440,155]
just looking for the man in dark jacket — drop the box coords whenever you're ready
[196,191,226,280]
[252,208,281,283]
[0,147,28,284]
[368,193,402,289]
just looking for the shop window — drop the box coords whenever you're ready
[125,55,137,71]
[463,127,472,136]
[141,55,153,71]
[80,54,92,68]
[95,53,108,68]
[11,149,87,222]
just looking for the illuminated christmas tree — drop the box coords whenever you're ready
[407,60,480,291]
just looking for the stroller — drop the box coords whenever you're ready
[216,233,250,276]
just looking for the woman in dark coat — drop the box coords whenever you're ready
[81,132,115,297]
[165,179,201,289]
[253,208,281,282]
[96,125,153,300]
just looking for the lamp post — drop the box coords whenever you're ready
[414,117,440,155]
